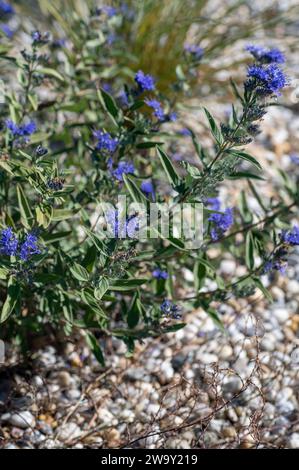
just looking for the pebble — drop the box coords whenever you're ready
[5,411,36,429]
[58,422,81,442]
[289,433,299,449]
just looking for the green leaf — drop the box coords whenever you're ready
[52,208,79,221]
[17,184,33,229]
[83,228,110,256]
[127,292,142,328]
[109,278,147,291]
[123,174,148,204]
[203,107,223,144]
[137,141,164,149]
[252,276,273,302]
[0,267,9,280]
[70,263,89,282]
[42,231,72,244]
[156,146,180,187]
[38,67,65,82]
[85,332,105,366]
[94,277,110,300]
[162,323,186,333]
[98,88,120,124]
[245,232,255,270]
[228,150,262,171]
[0,277,20,324]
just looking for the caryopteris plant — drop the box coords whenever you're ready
[0,3,298,362]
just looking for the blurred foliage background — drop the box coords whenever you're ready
[2,0,299,101]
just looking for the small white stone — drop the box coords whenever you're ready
[8,411,36,429]
[220,260,236,275]
[272,308,289,323]
[289,433,299,449]
[58,422,81,442]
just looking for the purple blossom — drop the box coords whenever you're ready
[290,154,299,164]
[144,98,165,121]
[0,1,15,15]
[206,197,221,211]
[280,226,299,246]
[246,45,285,64]
[102,5,118,17]
[246,63,288,96]
[179,128,192,136]
[160,300,182,319]
[19,232,41,261]
[135,70,155,92]
[1,23,14,37]
[184,44,204,60]
[152,269,168,280]
[110,160,135,182]
[209,208,234,241]
[94,130,118,154]
[141,180,155,200]
[105,209,139,238]
[118,89,129,107]
[0,227,18,256]
[5,119,36,137]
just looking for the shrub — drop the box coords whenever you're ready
[0,2,298,363]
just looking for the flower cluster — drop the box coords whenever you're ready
[5,119,36,142]
[184,44,204,61]
[160,300,182,319]
[246,63,288,96]
[135,70,155,92]
[280,225,299,246]
[208,207,234,241]
[94,130,119,154]
[263,226,299,275]
[152,269,168,280]
[108,159,135,182]
[0,227,18,256]
[0,0,14,16]
[47,178,64,191]
[0,228,41,261]
[106,209,139,239]
[246,45,285,64]
[144,98,165,121]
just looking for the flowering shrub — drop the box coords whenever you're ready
[0,2,298,363]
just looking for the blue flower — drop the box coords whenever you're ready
[19,232,41,261]
[135,70,155,92]
[5,119,36,138]
[206,197,221,211]
[110,160,135,182]
[246,63,288,96]
[141,180,155,200]
[280,226,299,246]
[246,45,285,64]
[118,89,129,107]
[144,98,165,121]
[102,5,118,17]
[94,130,118,154]
[152,269,168,280]
[179,128,192,136]
[184,44,204,60]
[263,247,289,275]
[160,300,182,319]
[0,1,14,15]
[1,23,14,37]
[0,227,18,256]
[209,208,234,241]
[290,154,299,164]
[105,209,139,238]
